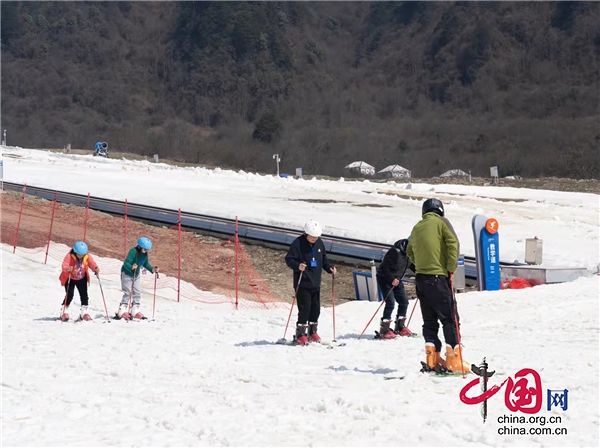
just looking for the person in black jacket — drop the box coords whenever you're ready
[375,238,415,339]
[285,220,337,345]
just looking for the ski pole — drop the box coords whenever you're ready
[405,294,419,328]
[358,284,396,339]
[61,274,72,321]
[152,270,158,320]
[95,273,111,323]
[331,272,337,342]
[450,274,466,378]
[282,271,303,341]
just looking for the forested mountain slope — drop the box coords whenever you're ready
[1,2,598,178]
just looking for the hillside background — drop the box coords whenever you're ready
[1,1,599,178]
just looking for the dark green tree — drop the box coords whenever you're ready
[1,2,21,46]
[253,112,281,143]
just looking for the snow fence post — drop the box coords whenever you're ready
[83,192,90,242]
[177,208,181,303]
[44,191,58,264]
[235,216,239,310]
[124,199,128,259]
[12,184,26,254]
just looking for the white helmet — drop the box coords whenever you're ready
[303,220,322,237]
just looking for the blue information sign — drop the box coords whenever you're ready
[480,227,500,290]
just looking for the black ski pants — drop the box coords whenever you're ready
[296,287,321,325]
[415,274,459,352]
[62,277,89,307]
[377,278,409,321]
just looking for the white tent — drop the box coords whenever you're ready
[439,169,469,178]
[344,161,376,176]
[378,164,411,178]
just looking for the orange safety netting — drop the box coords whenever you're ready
[1,189,286,310]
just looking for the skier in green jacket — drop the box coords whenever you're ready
[117,236,158,319]
[407,198,470,373]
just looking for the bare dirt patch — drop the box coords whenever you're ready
[288,198,350,204]
[490,197,527,203]
[372,191,428,201]
[375,189,534,204]
[406,176,600,194]
[1,191,377,307]
[0,191,278,304]
[351,203,392,208]
[240,242,374,306]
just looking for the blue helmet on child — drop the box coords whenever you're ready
[137,237,152,250]
[73,241,88,255]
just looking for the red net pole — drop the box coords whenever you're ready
[177,208,181,303]
[332,275,337,341]
[124,199,128,259]
[235,216,239,310]
[12,184,26,254]
[83,192,90,242]
[44,191,58,264]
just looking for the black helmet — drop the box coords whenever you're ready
[422,198,444,216]
[394,238,409,254]
[394,239,408,250]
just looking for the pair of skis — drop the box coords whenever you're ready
[276,337,346,349]
[58,313,153,323]
[382,365,463,381]
[279,272,342,349]
[112,313,154,323]
[383,367,470,381]
[384,359,500,381]
[57,316,94,323]
[109,267,159,323]
[373,330,419,340]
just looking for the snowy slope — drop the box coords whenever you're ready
[1,146,599,271]
[2,245,599,447]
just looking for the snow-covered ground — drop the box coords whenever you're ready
[1,147,599,447]
[2,245,599,447]
[1,146,599,271]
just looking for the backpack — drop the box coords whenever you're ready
[393,239,411,278]
[59,253,90,286]
[377,239,411,281]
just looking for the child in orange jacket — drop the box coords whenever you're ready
[60,241,99,321]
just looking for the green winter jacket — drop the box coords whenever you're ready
[406,212,459,277]
[121,247,154,278]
